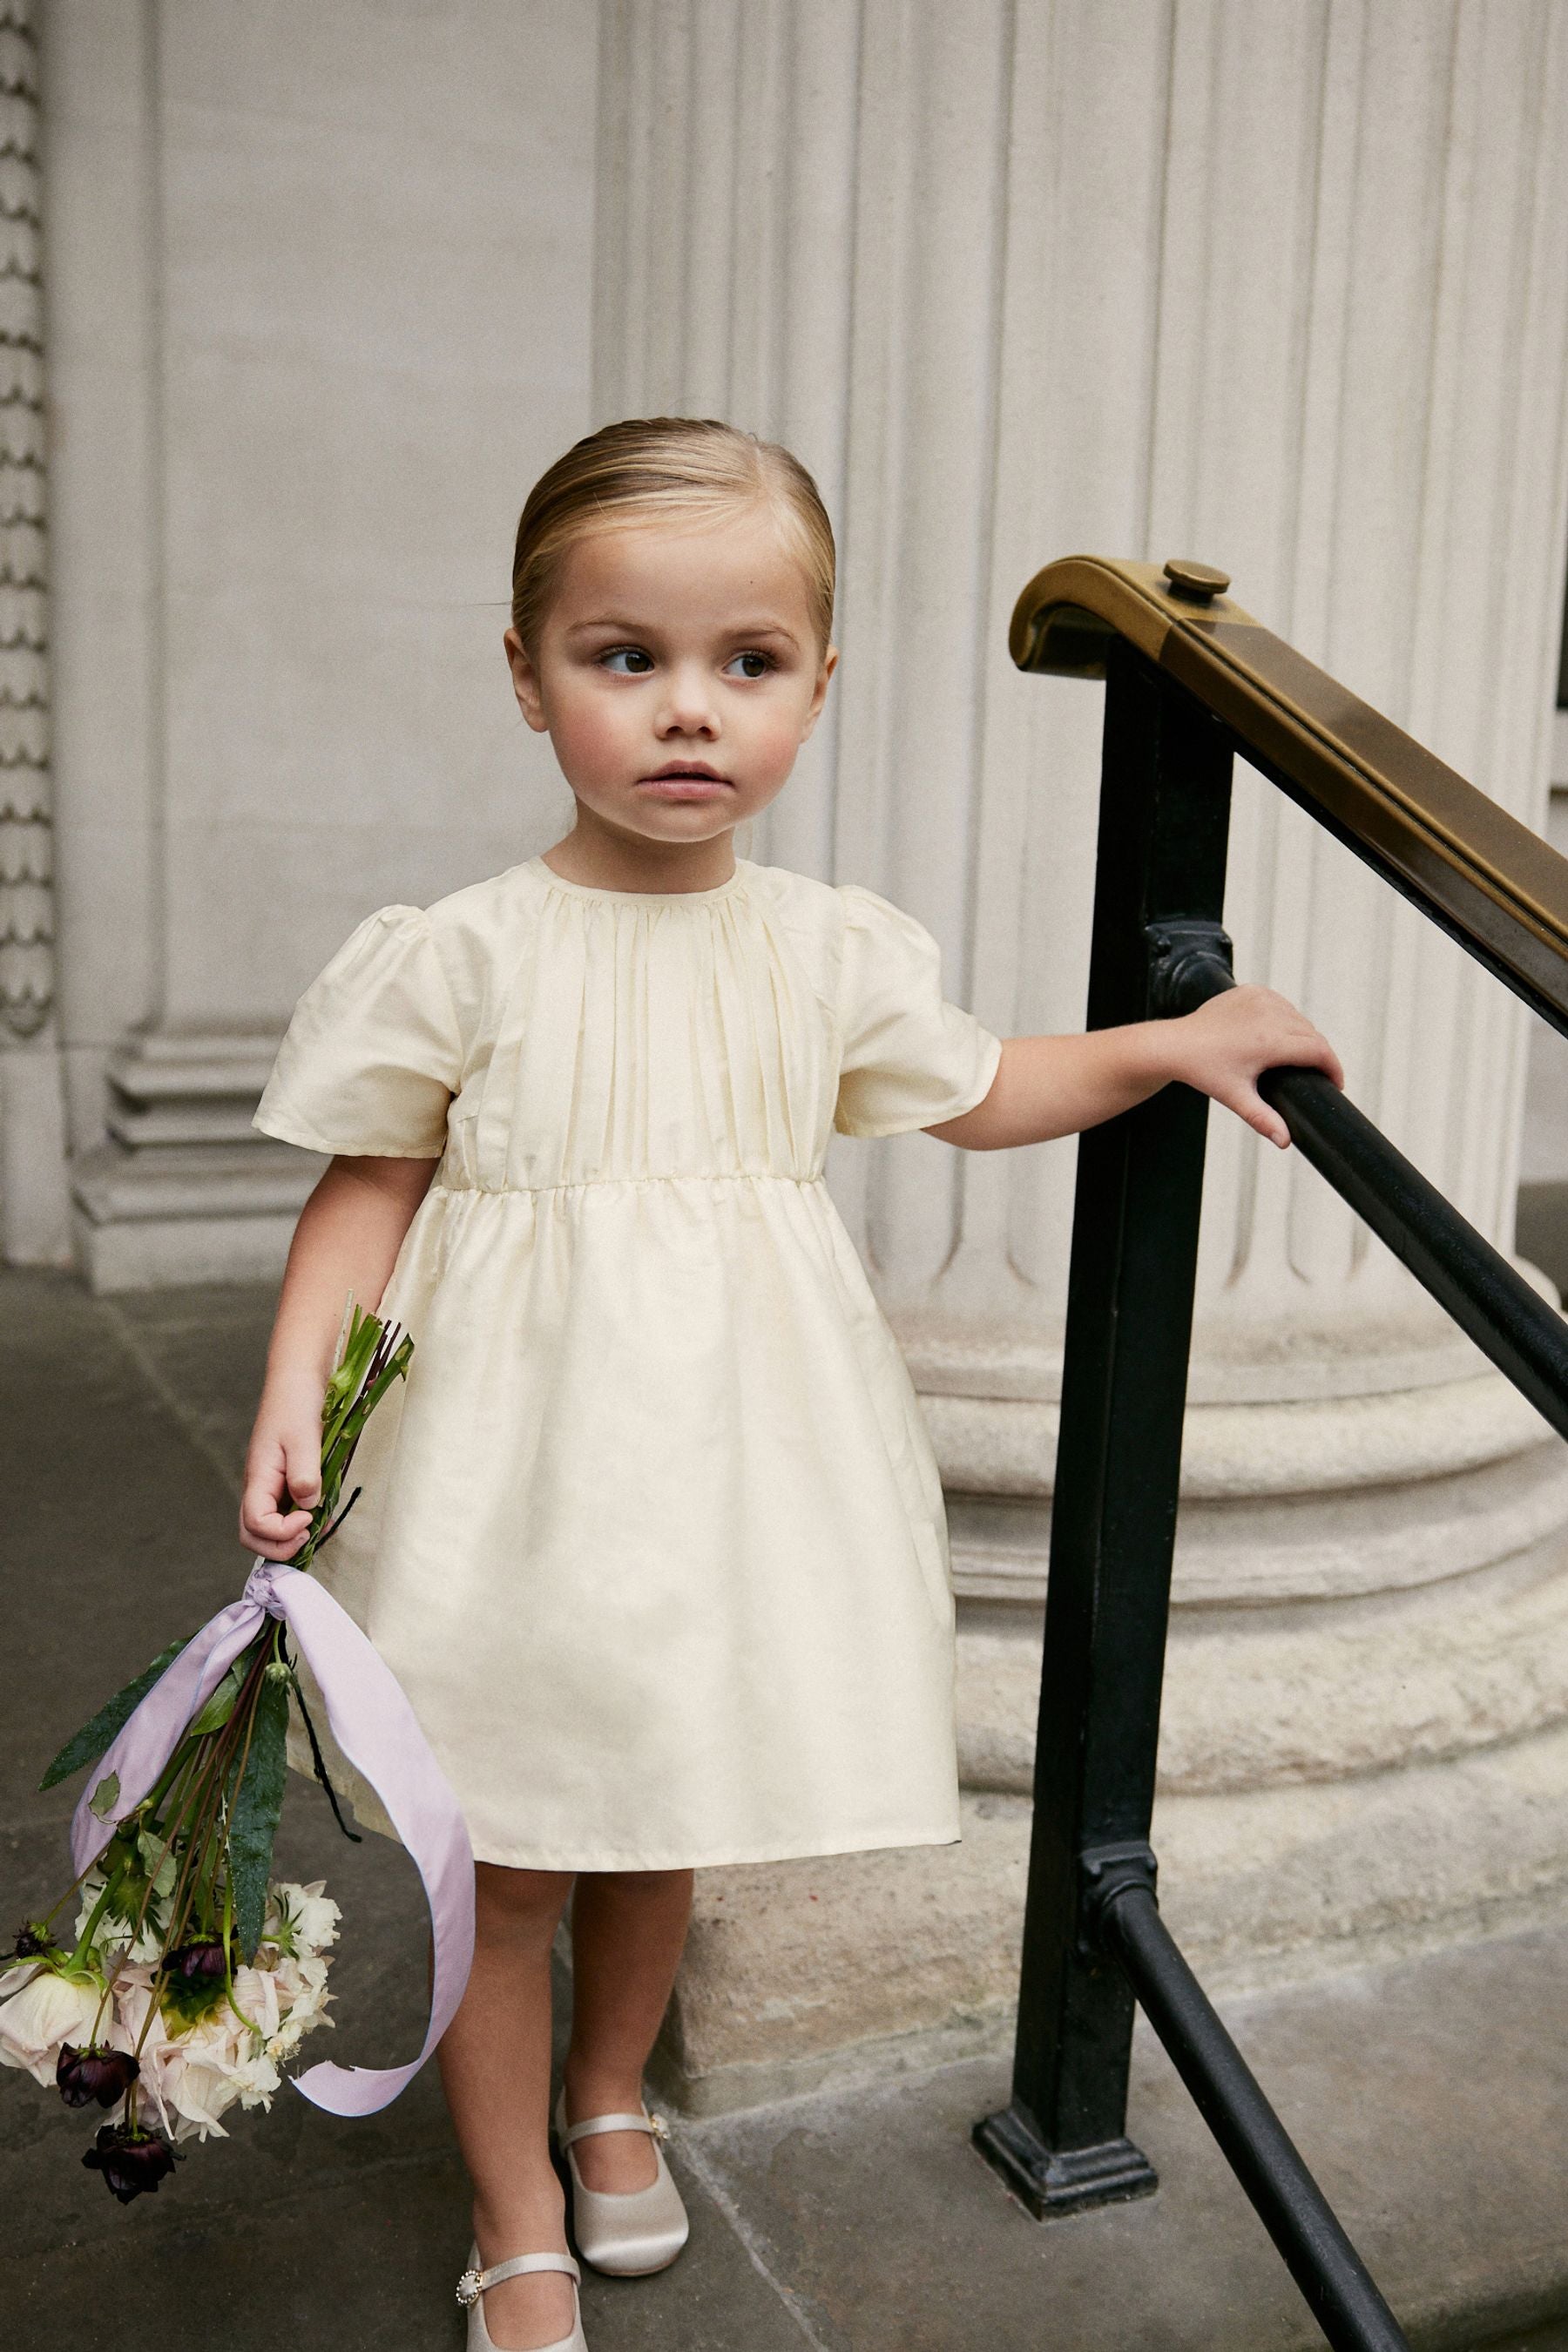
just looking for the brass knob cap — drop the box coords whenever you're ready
[1162,558,1231,603]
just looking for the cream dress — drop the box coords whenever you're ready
[253,854,1003,1871]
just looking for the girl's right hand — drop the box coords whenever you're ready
[240,1395,323,1560]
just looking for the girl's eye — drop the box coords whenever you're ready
[725,651,774,679]
[599,647,654,675]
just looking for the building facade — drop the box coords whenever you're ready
[10,0,1568,2101]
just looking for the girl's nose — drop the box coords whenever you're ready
[656,665,719,737]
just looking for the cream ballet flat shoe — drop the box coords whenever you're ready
[456,2243,587,2352]
[552,2087,690,2274]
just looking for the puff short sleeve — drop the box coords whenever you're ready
[252,905,464,1159]
[832,883,1004,1139]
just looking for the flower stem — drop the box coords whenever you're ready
[220,1873,261,2038]
[69,1861,129,1972]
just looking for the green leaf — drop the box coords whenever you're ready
[187,1660,246,1739]
[40,1633,195,1791]
[136,1827,178,1900]
[227,1673,290,1962]
[88,1770,121,1821]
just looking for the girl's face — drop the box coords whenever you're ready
[505,503,837,859]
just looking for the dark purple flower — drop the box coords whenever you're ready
[159,1939,230,1982]
[56,2041,140,2110]
[12,1924,51,1959]
[81,2120,181,2204]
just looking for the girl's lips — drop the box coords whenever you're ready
[636,776,733,798]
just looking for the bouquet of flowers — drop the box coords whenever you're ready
[0,1302,417,2203]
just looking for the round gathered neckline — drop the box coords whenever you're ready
[528,855,750,904]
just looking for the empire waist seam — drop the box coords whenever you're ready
[430,1170,829,1198]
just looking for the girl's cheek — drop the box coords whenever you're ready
[551,696,641,783]
[748,705,817,779]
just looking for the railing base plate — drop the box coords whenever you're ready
[972,2105,1159,2218]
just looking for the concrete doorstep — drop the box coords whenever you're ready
[7,1267,1568,2351]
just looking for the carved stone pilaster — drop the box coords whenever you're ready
[0,0,68,1269]
[0,0,48,1044]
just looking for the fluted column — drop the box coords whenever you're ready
[0,0,68,1267]
[601,0,1568,2056]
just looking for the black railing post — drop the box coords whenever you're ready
[973,639,1233,2215]
[1096,1882,1410,2351]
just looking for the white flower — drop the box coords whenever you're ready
[264,2002,333,2061]
[229,2049,282,2110]
[117,1943,335,2138]
[270,1951,333,2051]
[0,1963,110,2089]
[147,2004,247,2143]
[152,1997,296,2141]
[230,1963,281,2045]
[264,1949,335,2060]
[159,2048,240,2142]
[72,1874,162,1967]
[52,1890,342,2143]
[265,1880,341,1957]
[108,1963,178,2058]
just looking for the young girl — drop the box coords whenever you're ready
[240,416,1342,2352]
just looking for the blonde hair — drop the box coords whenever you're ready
[510,416,835,656]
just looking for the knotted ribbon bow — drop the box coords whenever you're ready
[69,1558,476,2118]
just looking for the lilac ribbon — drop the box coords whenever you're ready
[70,1559,476,2118]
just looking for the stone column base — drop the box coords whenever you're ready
[652,1713,1568,2119]
[69,1027,319,1292]
[653,1335,1568,2119]
[71,1139,319,1293]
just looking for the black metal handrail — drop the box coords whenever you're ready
[1162,943,1568,1443]
[1010,556,1568,1033]
[972,556,1568,2352]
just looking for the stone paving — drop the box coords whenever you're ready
[5,1266,1568,2352]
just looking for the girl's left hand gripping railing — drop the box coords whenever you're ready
[0,1301,476,2204]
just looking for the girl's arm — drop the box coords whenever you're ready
[239,1153,437,1561]
[926,984,1344,1154]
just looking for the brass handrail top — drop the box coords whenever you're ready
[1010,555,1568,1029]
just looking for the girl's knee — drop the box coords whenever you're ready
[580,1866,694,1903]
[475,1862,575,1938]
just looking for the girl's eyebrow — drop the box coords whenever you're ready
[564,615,803,651]
[730,620,803,648]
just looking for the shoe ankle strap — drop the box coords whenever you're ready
[456,2251,580,2305]
[560,2107,668,2147]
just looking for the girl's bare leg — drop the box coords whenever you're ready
[438,1862,576,2352]
[562,1868,694,2192]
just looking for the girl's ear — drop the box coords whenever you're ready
[800,643,839,740]
[504,625,550,733]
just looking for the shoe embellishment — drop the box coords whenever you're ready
[648,2111,669,2140]
[456,2268,483,2308]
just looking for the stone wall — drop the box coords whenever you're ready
[35,0,600,1281]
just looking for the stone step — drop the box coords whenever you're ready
[678,1914,1568,2351]
[71,1139,321,1224]
[105,1098,278,1146]
[68,1140,323,1291]
[105,1035,283,1098]
[104,1029,285,1148]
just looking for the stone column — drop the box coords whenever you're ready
[597,0,1568,2110]
[44,0,601,1292]
[0,0,70,1267]
[37,0,325,1292]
